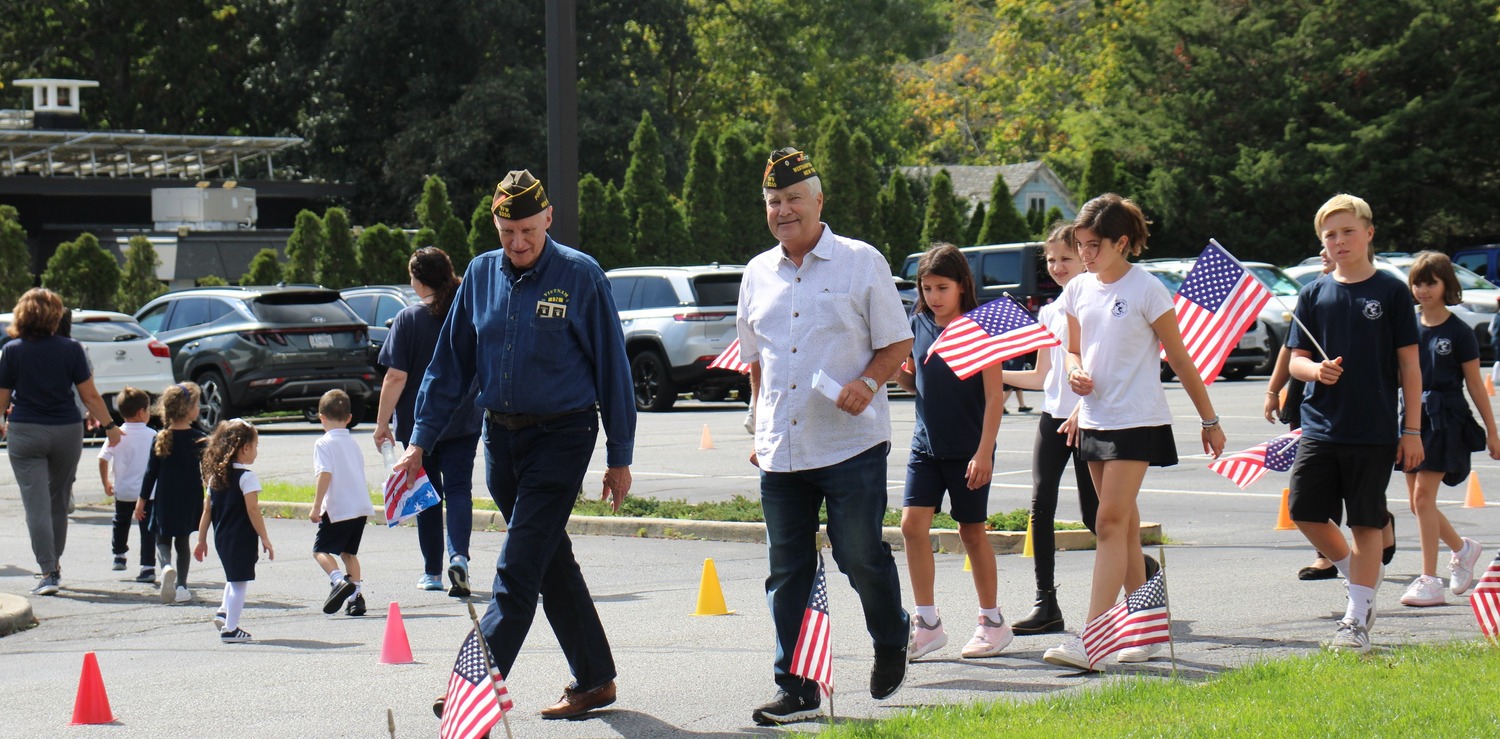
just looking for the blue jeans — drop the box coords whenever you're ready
[414,433,479,576]
[478,410,615,691]
[761,443,908,698]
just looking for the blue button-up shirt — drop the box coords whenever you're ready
[410,237,636,467]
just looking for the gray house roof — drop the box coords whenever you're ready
[899,162,1078,215]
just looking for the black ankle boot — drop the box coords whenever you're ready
[1011,588,1064,634]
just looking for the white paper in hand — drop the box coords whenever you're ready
[811,369,873,417]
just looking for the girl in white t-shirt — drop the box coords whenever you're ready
[1041,194,1225,670]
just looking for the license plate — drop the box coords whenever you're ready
[310,333,334,348]
[1237,333,1259,349]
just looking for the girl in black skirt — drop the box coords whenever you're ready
[133,383,206,605]
[195,418,274,643]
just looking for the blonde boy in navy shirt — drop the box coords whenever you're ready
[310,390,376,616]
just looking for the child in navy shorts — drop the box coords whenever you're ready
[310,390,376,616]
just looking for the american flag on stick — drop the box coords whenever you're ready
[440,628,511,739]
[1470,554,1500,640]
[707,338,751,373]
[1209,430,1301,489]
[926,295,1060,380]
[790,555,834,697]
[1166,240,1273,385]
[1081,570,1172,668]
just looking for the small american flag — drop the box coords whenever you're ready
[926,296,1060,380]
[1169,241,1273,385]
[1470,554,1500,639]
[440,628,511,739]
[707,338,751,373]
[1209,430,1302,489]
[1081,570,1172,668]
[790,555,834,697]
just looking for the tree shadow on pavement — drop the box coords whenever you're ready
[598,709,783,737]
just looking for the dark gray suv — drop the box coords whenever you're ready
[134,286,376,428]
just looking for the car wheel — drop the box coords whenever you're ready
[345,396,365,430]
[1219,365,1250,381]
[196,369,239,431]
[1160,363,1176,382]
[631,350,677,412]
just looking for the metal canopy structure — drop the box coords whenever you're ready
[0,129,304,180]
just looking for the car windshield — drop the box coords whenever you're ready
[249,293,359,324]
[1146,268,1186,293]
[1247,266,1302,297]
[691,274,742,307]
[1388,262,1498,291]
[71,321,149,342]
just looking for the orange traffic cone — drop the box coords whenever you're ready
[699,424,715,450]
[1465,472,1487,509]
[1275,488,1297,530]
[692,558,734,616]
[71,652,115,725]
[1487,375,1496,397]
[379,602,414,664]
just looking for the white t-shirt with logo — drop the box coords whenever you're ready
[1037,302,1081,419]
[1060,264,1176,430]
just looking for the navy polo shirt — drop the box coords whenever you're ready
[0,335,90,425]
[909,312,987,459]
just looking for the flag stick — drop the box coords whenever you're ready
[466,602,515,739]
[387,707,395,739]
[1208,238,1329,362]
[1158,544,1178,680]
[827,690,835,727]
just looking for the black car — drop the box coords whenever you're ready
[134,286,376,428]
[900,242,1058,312]
[340,285,423,418]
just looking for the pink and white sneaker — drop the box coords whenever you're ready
[907,612,948,660]
[961,614,1014,658]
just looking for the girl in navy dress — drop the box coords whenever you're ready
[195,419,274,643]
[1398,252,1498,607]
[133,383,206,605]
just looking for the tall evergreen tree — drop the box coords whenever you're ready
[876,171,920,269]
[42,233,118,310]
[0,205,32,308]
[814,116,855,232]
[978,171,1030,244]
[579,174,634,271]
[1026,206,1046,238]
[357,224,410,285]
[1079,147,1118,203]
[965,202,986,247]
[682,127,727,262]
[417,174,470,274]
[715,122,767,264]
[921,169,964,248]
[196,275,228,287]
[467,195,496,264]
[242,248,282,285]
[847,130,882,246]
[622,110,690,264]
[283,209,324,284]
[115,235,165,312]
[318,207,361,288]
[1043,206,1066,235]
[412,227,437,249]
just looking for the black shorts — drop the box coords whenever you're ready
[313,514,367,555]
[903,450,990,523]
[1078,425,1178,467]
[1288,438,1395,529]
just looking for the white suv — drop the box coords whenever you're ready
[606,265,747,411]
[0,309,175,421]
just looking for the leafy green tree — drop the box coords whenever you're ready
[242,248,283,286]
[682,127,727,262]
[115,235,165,312]
[921,169,964,248]
[965,202,986,247]
[715,122,768,264]
[847,130,882,246]
[438,219,470,274]
[877,171,921,268]
[284,209,324,284]
[0,205,35,308]
[416,175,469,273]
[979,172,1031,244]
[1026,206,1045,239]
[412,227,437,249]
[579,174,634,271]
[196,275,228,287]
[814,116,855,233]
[1043,206,1066,237]
[358,225,411,285]
[467,195,496,263]
[1079,147,1118,203]
[622,110,690,264]
[42,233,118,310]
[317,207,361,288]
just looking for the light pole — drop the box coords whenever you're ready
[545,0,579,247]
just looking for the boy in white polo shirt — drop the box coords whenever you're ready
[309,389,376,616]
[98,387,158,583]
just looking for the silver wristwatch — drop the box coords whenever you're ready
[859,376,879,393]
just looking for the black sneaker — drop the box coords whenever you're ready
[448,556,471,598]
[323,579,357,614]
[112,556,127,571]
[345,594,367,616]
[135,567,156,583]
[870,646,908,699]
[221,627,253,644]
[751,690,821,725]
[1144,554,1161,580]
[213,611,227,630]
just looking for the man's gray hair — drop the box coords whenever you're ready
[763,175,822,200]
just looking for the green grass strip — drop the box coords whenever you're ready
[801,640,1500,738]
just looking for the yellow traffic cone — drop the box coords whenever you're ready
[1275,488,1297,530]
[962,554,972,572]
[1487,375,1496,397]
[1465,472,1487,509]
[699,424,715,450]
[1021,516,1034,558]
[692,558,734,616]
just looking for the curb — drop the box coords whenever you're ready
[0,592,36,637]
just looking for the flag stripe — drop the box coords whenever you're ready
[708,338,751,373]
[1080,570,1172,667]
[1470,557,1500,639]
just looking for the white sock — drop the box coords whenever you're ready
[1331,555,1352,581]
[979,607,1002,623]
[351,580,362,598]
[328,569,344,584]
[1454,540,1474,558]
[1345,584,1374,625]
[915,605,939,624]
[223,581,247,632]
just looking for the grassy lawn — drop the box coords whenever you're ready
[801,641,1500,737]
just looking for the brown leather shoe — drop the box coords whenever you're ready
[539,680,616,720]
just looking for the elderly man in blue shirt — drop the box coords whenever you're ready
[401,169,635,722]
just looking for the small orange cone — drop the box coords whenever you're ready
[1465,472,1487,508]
[699,424,715,450]
[1021,516,1035,558]
[71,652,115,725]
[1487,375,1496,397]
[379,602,414,664]
[692,558,733,615]
[1275,488,1297,530]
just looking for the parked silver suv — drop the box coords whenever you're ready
[606,265,747,411]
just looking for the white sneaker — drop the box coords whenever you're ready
[1450,538,1484,596]
[1399,575,1446,607]
[1117,642,1164,663]
[1328,617,1371,654]
[159,566,176,604]
[907,612,948,660]
[1042,635,1092,671]
[961,614,1014,658]
[174,585,192,603]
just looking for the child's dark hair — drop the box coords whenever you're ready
[1408,250,1462,305]
[115,386,151,419]
[409,247,461,318]
[318,389,351,422]
[202,419,258,492]
[914,242,978,316]
[154,382,200,457]
[1073,193,1151,256]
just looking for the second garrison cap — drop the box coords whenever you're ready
[762,147,817,190]
[491,169,551,220]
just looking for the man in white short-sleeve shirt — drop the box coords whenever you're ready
[738,147,914,726]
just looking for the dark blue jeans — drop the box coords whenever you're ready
[478,410,615,691]
[761,443,908,699]
[414,433,479,576]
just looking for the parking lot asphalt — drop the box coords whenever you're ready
[1,379,1495,737]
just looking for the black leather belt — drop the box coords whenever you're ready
[484,406,593,431]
